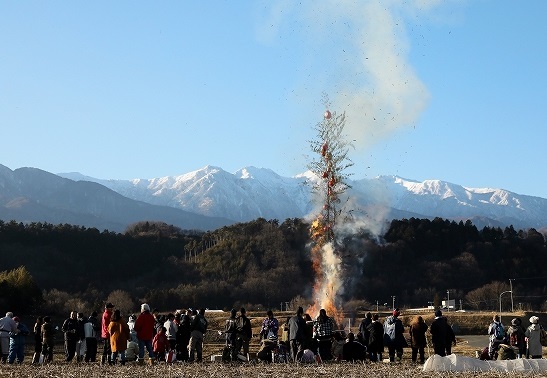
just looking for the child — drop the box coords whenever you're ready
[153,326,169,362]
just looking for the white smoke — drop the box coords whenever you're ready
[255,0,450,155]
[316,242,343,309]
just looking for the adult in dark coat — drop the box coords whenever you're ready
[175,310,191,361]
[383,309,405,362]
[287,307,306,362]
[429,309,450,356]
[358,312,372,345]
[507,317,526,358]
[409,315,428,363]
[366,314,384,362]
[61,311,79,362]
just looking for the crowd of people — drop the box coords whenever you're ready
[0,305,544,365]
[0,303,209,365]
[482,314,545,360]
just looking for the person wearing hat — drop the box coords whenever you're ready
[507,318,526,358]
[8,316,30,364]
[525,315,542,359]
[383,308,405,362]
[101,302,115,365]
[84,311,100,362]
[0,312,19,363]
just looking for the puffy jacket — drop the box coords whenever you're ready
[135,312,155,341]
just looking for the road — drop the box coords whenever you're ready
[459,335,489,349]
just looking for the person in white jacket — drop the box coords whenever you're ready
[525,316,542,359]
[0,312,18,363]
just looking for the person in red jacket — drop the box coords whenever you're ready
[135,303,155,364]
[153,326,169,362]
[101,303,114,365]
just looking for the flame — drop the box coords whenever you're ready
[307,236,344,325]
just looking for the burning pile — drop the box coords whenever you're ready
[307,107,354,323]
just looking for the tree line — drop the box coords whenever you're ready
[0,217,545,317]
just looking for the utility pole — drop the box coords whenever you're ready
[392,296,396,310]
[447,290,450,312]
[509,279,514,312]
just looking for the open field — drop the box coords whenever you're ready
[2,310,545,377]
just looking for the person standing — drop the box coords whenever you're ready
[8,316,30,364]
[108,310,130,365]
[366,314,384,362]
[260,310,279,340]
[101,302,115,365]
[153,326,169,362]
[0,312,18,363]
[189,308,208,362]
[430,309,449,357]
[163,313,178,351]
[224,309,238,361]
[313,308,335,361]
[31,316,43,364]
[84,311,100,362]
[175,310,191,362]
[287,306,306,362]
[358,312,373,346]
[408,315,428,363]
[383,308,405,362]
[487,314,505,359]
[75,312,86,362]
[507,317,526,358]
[525,315,542,359]
[41,316,55,363]
[234,308,251,359]
[61,311,79,362]
[127,315,137,342]
[135,303,155,364]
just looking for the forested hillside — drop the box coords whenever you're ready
[0,217,546,316]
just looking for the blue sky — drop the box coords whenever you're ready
[1,0,546,198]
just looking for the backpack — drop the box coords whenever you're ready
[494,323,504,341]
[509,331,519,346]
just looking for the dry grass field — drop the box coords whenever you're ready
[1,310,545,377]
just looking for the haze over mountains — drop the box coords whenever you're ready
[1,164,546,233]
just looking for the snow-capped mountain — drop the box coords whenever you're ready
[59,165,547,230]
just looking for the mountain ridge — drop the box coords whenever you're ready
[1,163,546,232]
[58,165,547,231]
